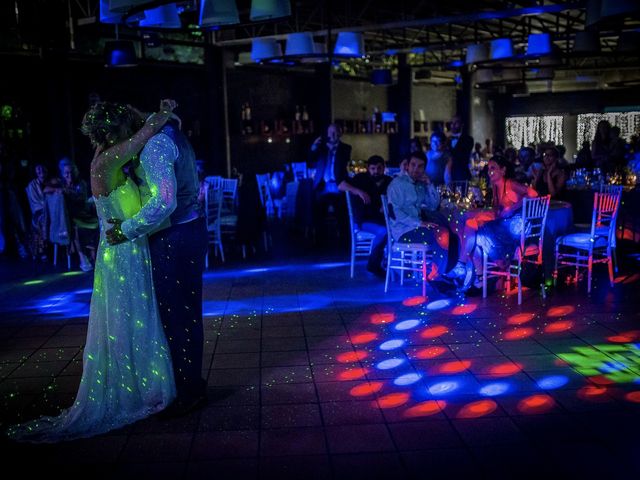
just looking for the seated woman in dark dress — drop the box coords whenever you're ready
[463,155,538,291]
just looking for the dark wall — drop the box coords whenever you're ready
[2,53,216,184]
[226,66,324,175]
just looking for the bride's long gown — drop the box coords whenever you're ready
[8,178,175,442]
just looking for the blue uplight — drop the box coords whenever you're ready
[395,319,421,331]
[379,339,405,350]
[428,381,460,396]
[426,299,452,311]
[536,375,569,390]
[479,382,511,397]
[376,358,405,370]
[394,373,422,386]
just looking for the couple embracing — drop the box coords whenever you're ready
[9,99,207,442]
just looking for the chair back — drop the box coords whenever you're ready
[290,162,307,181]
[520,195,550,262]
[590,191,620,243]
[345,191,358,236]
[256,173,274,217]
[204,182,223,234]
[380,194,394,252]
[598,185,622,245]
[221,178,238,212]
[599,184,623,195]
[204,175,222,190]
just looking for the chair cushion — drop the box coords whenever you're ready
[556,233,608,249]
[355,231,376,241]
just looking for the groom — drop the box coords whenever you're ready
[106,106,208,417]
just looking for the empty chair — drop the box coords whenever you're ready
[483,195,551,305]
[256,173,275,218]
[221,178,239,213]
[381,195,432,297]
[204,180,224,265]
[345,192,376,278]
[554,192,620,293]
[599,184,623,272]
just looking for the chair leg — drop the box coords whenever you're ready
[553,244,559,287]
[421,254,427,298]
[219,243,225,263]
[400,252,405,286]
[612,248,618,274]
[67,248,71,270]
[242,245,246,259]
[263,232,268,252]
[205,250,209,269]
[517,260,522,306]
[607,249,614,287]
[53,244,58,266]
[482,250,488,298]
[384,254,391,293]
[350,247,355,279]
[587,254,593,293]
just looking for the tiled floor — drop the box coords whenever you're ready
[1,240,640,479]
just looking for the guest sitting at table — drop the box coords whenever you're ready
[574,141,593,170]
[464,155,538,293]
[387,151,471,288]
[348,155,393,276]
[592,120,612,172]
[516,147,535,184]
[49,157,98,271]
[533,146,567,199]
[426,131,452,187]
[25,163,55,261]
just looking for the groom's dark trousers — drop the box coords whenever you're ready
[149,216,208,402]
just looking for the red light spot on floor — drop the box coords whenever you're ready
[546,306,575,317]
[588,375,616,386]
[371,313,396,324]
[432,360,472,374]
[402,296,427,307]
[544,320,574,333]
[436,230,450,250]
[338,368,369,381]
[351,332,378,344]
[350,382,384,397]
[420,325,449,338]
[486,362,523,377]
[517,394,556,414]
[577,385,608,400]
[404,400,447,418]
[606,330,640,343]
[375,392,410,409]
[451,304,477,315]
[413,346,448,359]
[456,400,498,419]
[507,313,535,325]
[553,358,570,367]
[625,391,640,403]
[503,327,535,340]
[336,350,368,363]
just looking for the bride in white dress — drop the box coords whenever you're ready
[7,100,178,442]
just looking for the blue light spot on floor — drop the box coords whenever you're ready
[536,375,569,390]
[426,299,452,311]
[427,381,459,396]
[395,319,421,331]
[379,339,405,350]
[479,382,511,397]
[394,373,422,386]
[376,358,405,370]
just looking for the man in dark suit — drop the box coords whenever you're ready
[310,123,368,241]
[448,115,474,182]
[348,155,392,276]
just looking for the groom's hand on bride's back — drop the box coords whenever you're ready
[106,218,128,245]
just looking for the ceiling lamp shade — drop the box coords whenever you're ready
[285,32,315,56]
[199,0,239,27]
[489,38,514,60]
[465,43,488,64]
[586,0,640,27]
[108,0,154,13]
[371,69,393,85]
[105,40,137,67]
[139,3,181,28]
[250,0,291,21]
[526,33,552,56]
[334,32,365,57]
[573,30,601,53]
[251,38,282,62]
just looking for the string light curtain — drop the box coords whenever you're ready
[505,116,563,148]
[577,112,640,144]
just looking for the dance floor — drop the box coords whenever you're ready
[1,245,640,478]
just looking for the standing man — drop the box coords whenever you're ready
[310,123,368,241]
[107,108,208,417]
[448,115,474,182]
[348,155,392,276]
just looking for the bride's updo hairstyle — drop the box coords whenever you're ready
[81,102,143,149]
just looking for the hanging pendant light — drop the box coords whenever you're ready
[526,33,552,56]
[285,32,315,56]
[105,40,137,67]
[251,38,282,62]
[108,0,154,13]
[465,43,488,65]
[139,3,181,29]
[101,0,146,24]
[250,0,291,22]
[489,38,514,60]
[199,0,239,27]
[334,32,365,58]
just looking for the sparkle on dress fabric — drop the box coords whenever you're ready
[7,178,175,442]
